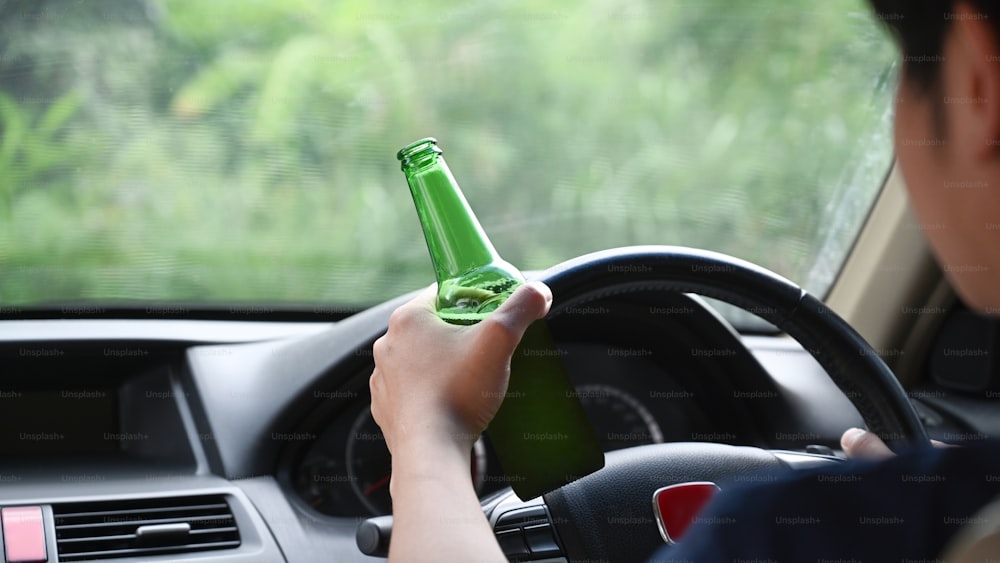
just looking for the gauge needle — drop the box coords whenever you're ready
[365,473,391,496]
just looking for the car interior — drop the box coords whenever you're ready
[3,1,1000,562]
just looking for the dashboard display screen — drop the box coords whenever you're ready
[0,389,119,455]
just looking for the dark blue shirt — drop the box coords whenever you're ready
[652,442,1000,562]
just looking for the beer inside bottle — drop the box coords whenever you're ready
[398,137,604,499]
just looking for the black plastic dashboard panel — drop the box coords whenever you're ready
[0,294,982,562]
[0,343,197,470]
[182,296,411,480]
[277,291,857,518]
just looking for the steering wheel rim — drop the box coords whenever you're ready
[485,245,930,562]
[356,245,932,561]
[537,245,928,450]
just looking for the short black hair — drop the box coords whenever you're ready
[867,0,1000,92]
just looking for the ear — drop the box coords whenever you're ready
[946,2,1000,159]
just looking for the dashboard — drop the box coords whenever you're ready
[290,341,717,518]
[0,290,974,562]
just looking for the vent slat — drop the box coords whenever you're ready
[56,540,242,561]
[53,495,240,561]
[57,514,234,530]
[57,533,137,544]
[56,527,239,545]
[55,503,228,520]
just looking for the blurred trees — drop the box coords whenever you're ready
[0,0,895,308]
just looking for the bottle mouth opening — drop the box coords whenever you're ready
[397,137,442,170]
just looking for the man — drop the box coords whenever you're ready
[369,0,1000,560]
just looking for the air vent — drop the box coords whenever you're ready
[53,494,240,561]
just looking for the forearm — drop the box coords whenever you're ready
[388,436,505,563]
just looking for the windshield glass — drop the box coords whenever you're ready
[0,0,895,320]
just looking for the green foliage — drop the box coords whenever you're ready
[0,0,896,309]
[0,91,85,216]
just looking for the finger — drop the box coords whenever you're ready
[477,282,552,361]
[492,281,552,332]
[401,283,438,311]
[841,427,894,460]
[386,284,440,333]
[372,334,390,364]
[369,369,383,425]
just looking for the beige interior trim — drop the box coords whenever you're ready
[824,162,947,383]
[941,494,1000,562]
[894,279,956,386]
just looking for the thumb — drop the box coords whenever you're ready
[841,427,894,461]
[494,281,552,330]
[476,281,553,357]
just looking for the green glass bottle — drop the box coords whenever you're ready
[397,137,524,324]
[398,137,604,500]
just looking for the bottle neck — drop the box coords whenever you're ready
[404,153,501,283]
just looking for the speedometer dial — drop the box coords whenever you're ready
[345,408,394,515]
[346,408,487,515]
[575,384,664,450]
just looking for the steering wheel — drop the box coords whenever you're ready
[357,245,929,562]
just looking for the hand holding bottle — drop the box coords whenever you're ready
[369,281,552,457]
[392,137,604,500]
[368,282,550,562]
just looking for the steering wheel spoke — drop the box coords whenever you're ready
[488,491,566,562]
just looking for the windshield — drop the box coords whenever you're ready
[0,0,895,321]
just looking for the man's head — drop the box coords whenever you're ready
[868,0,1000,313]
